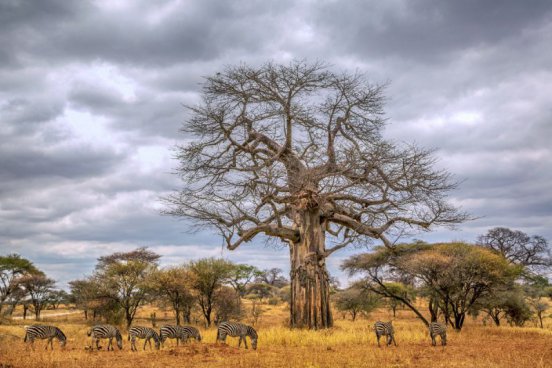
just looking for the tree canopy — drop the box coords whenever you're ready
[164,60,468,329]
[343,242,521,329]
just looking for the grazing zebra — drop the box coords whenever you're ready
[216,322,258,350]
[87,325,123,351]
[128,326,160,351]
[374,321,397,347]
[429,322,447,346]
[24,325,66,350]
[159,325,202,347]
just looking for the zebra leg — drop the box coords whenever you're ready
[431,334,436,346]
[95,338,101,350]
[244,336,248,349]
[376,334,381,347]
[143,338,148,351]
[108,337,113,351]
[393,335,397,347]
[238,336,242,347]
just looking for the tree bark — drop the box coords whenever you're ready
[453,312,465,330]
[289,208,333,329]
[428,297,439,322]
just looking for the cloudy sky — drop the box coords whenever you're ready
[1,0,551,288]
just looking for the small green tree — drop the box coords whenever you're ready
[69,277,103,320]
[94,247,160,327]
[526,276,551,328]
[187,258,234,327]
[149,266,195,325]
[0,254,40,315]
[18,274,55,320]
[213,286,242,324]
[227,264,263,307]
[333,286,380,321]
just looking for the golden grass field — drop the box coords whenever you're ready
[1,302,551,368]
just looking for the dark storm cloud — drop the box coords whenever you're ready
[0,145,124,181]
[2,0,294,68]
[1,0,551,286]
[313,0,552,63]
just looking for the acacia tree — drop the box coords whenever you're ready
[69,278,101,320]
[0,254,40,315]
[165,61,468,329]
[228,264,263,300]
[18,274,55,320]
[187,258,234,327]
[94,247,160,327]
[343,242,520,330]
[149,266,195,325]
[333,286,380,321]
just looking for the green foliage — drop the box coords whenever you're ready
[187,257,235,326]
[227,264,263,297]
[343,242,521,329]
[0,254,42,313]
[148,266,195,325]
[86,247,160,327]
[17,274,56,319]
[333,286,380,321]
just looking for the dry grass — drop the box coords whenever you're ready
[1,304,551,368]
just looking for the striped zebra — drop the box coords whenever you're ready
[216,322,258,350]
[87,325,123,351]
[159,325,202,347]
[429,322,447,346]
[24,325,66,350]
[128,326,160,351]
[374,321,397,347]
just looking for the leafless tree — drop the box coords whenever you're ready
[477,227,551,269]
[164,61,468,329]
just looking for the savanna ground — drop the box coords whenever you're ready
[1,302,551,368]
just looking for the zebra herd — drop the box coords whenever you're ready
[22,322,256,351]
[22,321,447,351]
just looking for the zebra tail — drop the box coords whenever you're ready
[23,332,27,342]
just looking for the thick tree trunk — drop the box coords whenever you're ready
[428,297,439,322]
[453,312,465,330]
[289,208,333,329]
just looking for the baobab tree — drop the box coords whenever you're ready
[164,61,468,329]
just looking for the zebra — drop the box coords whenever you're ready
[87,325,123,351]
[159,325,202,347]
[216,322,258,350]
[24,325,66,350]
[128,326,160,351]
[429,322,447,346]
[374,321,397,347]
